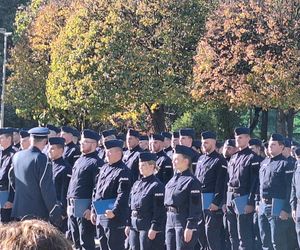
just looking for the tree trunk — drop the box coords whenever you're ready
[277,109,286,136]
[249,107,262,134]
[286,108,294,139]
[261,109,268,141]
[145,103,166,133]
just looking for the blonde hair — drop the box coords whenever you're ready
[0,219,72,250]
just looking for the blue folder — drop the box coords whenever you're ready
[0,191,8,208]
[93,199,116,215]
[271,198,285,217]
[202,193,214,210]
[74,199,91,217]
[233,195,248,215]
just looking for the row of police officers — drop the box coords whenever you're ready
[1,125,300,250]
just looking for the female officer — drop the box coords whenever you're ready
[125,152,166,250]
[164,145,202,250]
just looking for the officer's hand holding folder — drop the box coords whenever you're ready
[233,195,249,215]
[92,199,116,215]
[73,199,91,217]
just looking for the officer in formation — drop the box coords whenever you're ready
[6,124,300,250]
[126,152,165,250]
[162,132,173,158]
[98,129,117,161]
[139,135,150,152]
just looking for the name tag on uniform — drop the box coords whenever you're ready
[272,198,285,217]
[93,199,116,215]
[202,193,214,210]
[0,191,8,208]
[74,199,91,217]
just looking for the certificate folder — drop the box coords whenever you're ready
[93,199,116,215]
[0,191,8,208]
[74,199,91,217]
[271,198,284,217]
[202,193,214,210]
[233,195,248,215]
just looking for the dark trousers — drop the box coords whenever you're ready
[226,205,254,250]
[0,208,12,223]
[253,212,262,250]
[258,204,288,250]
[98,225,126,250]
[165,211,199,250]
[129,228,165,250]
[68,215,95,250]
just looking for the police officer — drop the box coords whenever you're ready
[225,127,261,250]
[98,129,117,161]
[150,134,173,185]
[139,135,150,152]
[0,128,16,222]
[179,128,200,173]
[161,132,172,157]
[11,127,63,225]
[195,131,227,250]
[125,152,165,250]
[91,139,131,250]
[67,129,104,250]
[257,133,294,250]
[72,128,81,146]
[47,124,61,138]
[123,129,143,182]
[291,147,300,246]
[19,129,30,150]
[12,128,21,151]
[164,145,202,250]
[192,139,202,154]
[222,139,237,162]
[167,132,179,160]
[61,126,81,170]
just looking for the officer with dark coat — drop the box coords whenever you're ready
[125,152,165,250]
[12,128,21,151]
[11,127,63,225]
[150,134,173,185]
[164,145,202,250]
[139,135,150,152]
[0,128,16,222]
[195,131,227,250]
[225,127,261,250]
[91,139,131,250]
[61,126,81,171]
[67,129,104,250]
[19,129,30,150]
[161,132,173,157]
[168,132,179,160]
[123,129,143,182]
[179,128,200,173]
[257,133,294,249]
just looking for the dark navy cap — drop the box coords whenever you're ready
[161,132,172,139]
[192,139,201,149]
[0,127,14,135]
[152,134,164,141]
[104,139,123,149]
[234,127,250,135]
[172,132,179,138]
[295,147,300,156]
[284,138,291,148]
[249,138,262,146]
[82,129,100,141]
[179,128,195,139]
[72,128,80,138]
[216,141,224,149]
[19,129,30,138]
[49,137,65,146]
[127,129,140,138]
[139,152,157,162]
[174,145,195,158]
[102,129,117,138]
[116,133,126,141]
[61,126,74,134]
[201,131,216,140]
[28,127,50,137]
[224,139,235,147]
[46,124,60,134]
[140,135,149,141]
[11,127,19,133]
[269,133,284,143]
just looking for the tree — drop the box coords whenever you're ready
[192,0,300,136]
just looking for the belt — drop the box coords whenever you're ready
[166,206,179,213]
[262,198,272,205]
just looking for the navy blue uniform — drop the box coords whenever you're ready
[164,169,202,250]
[0,145,16,222]
[258,154,294,249]
[97,146,106,161]
[291,159,300,246]
[67,151,104,250]
[164,146,173,159]
[64,141,81,171]
[226,147,261,250]
[93,159,131,250]
[155,150,173,185]
[123,145,143,182]
[11,147,57,220]
[195,150,227,250]
[128,174,165,250]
